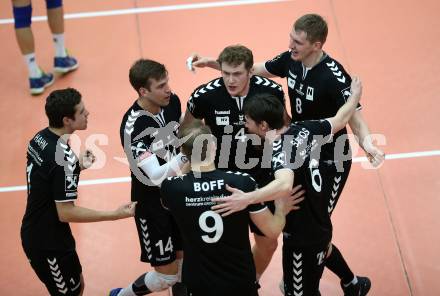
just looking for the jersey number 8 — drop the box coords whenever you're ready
[198,210,224,243]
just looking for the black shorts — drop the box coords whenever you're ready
[282,240,330,296]
[135,201,182,266]
[324,160,351,215]
[23,248,82,296]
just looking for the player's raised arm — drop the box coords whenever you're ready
[327,76,362,134]
[188,53,220,71]
[56,201,136,223]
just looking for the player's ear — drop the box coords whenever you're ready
[313,41,323,51]
[260,120,270,131]
[139,87,149,97]
[62,116,73,129]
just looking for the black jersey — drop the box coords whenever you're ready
[271,120,333,247]
[265,51,361,161]
[161,170,266,295]
[21,128,81,251]
[119,95,181,205]
[187,75,285,171]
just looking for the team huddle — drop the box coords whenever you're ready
[21,14,384,296]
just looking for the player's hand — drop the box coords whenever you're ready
[364,144,385,167]
[115,201,137,219]
[275,185,305,215]
[350,76,362,104]
[211,185,252,217]
[79,149,96,170]
[187,53,218,71]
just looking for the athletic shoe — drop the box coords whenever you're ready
[108,288,123,296]
[29,70,54,95]
[341,276,371,296]
[54,52,79,74]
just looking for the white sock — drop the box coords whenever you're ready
[343,275,358,287]
[53,33,66,57]
[116,285,136,296]
[24,53,41,78]
[351,276,358,285]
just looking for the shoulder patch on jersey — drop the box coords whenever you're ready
[124,109,141,136]
[65,174,79,191]
[193,78,223,98]
[131,140,148,159]
[253,75,283,92]
[325,60,347,84]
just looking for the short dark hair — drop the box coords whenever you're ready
[129,59,167,94]
[294,14,328,44]
[178,120,214,162]
[243,93,284,130]
[217,45,254,71]
[45,88,81,128]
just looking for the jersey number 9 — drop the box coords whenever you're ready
[198,210,224,243]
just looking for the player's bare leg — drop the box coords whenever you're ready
[252,234,278,281]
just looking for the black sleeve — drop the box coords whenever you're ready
[241,175,266,213]
[187,85,208,119]
[264,51,291,78]
[301,119,332,139]
[326,63,362,111]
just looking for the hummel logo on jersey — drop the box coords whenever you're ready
[65,174,78,191]
[296,83,304,96]
[341,86,351,102]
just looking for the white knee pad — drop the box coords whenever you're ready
[145,271,178,292]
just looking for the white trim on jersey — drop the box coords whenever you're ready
[54,199,76,202]
[154,109,166,127]
[301,64,312,80]
[323,119,335,143]
[232,96,246,111]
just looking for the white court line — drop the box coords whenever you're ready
[0,150,439,193]
[0,0,287,25]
